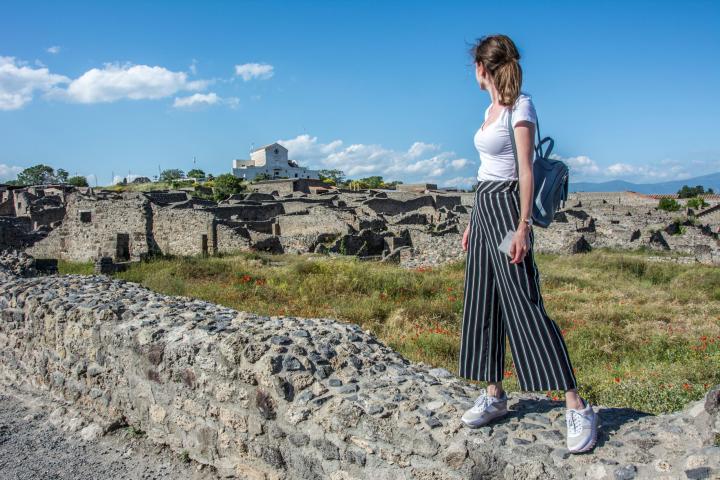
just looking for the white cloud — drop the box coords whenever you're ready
[173,92,239,109]
[0,56,69,110]
[606,163,635,176]
[61,63,208,103]
[224,96,240,109]
[234,63,274,81]
[113,174,144,185]
[0,163,23,181]
[173,92,220,108]
[47,46,61,54]
[550,153,600,176]
[451,158,469,169]
[84,174,98,186]
[408,142,439,158]
[605,162,692,181]
[440,175,478,188]
[550,153,701,183]
[275,134,471,185]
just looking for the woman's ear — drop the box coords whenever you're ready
[475,62,484,85]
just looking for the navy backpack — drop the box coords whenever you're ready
[507,108,569,228]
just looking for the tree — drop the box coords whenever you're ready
[56,169,69,183]
[67,176,89,187]
[253,173,271,182]
[318,169,346,185]
[358,175,385,189]
[677,184,711,198]
[159,169,185,182]
[16,164,56,185]
[348,180,369,190]
[213,174,245,200]
[187,169,205,179]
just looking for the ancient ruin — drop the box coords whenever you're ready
[2,181,719,269]
[0,252,718,479]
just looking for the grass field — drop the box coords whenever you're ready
[59,248,720,414]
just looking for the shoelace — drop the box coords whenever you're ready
[472,389,497,411]
[566,409,584,435]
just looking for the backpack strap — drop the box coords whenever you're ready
[506,107,519,178]
[509,105,549,163]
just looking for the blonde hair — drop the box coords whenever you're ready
[470,34,522,107]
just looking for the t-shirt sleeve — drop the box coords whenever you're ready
[511,95,537,127]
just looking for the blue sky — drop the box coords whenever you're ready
[1,0,719,188]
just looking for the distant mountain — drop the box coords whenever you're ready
[569,171,720,194]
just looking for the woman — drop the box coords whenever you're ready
[457,34,599,454]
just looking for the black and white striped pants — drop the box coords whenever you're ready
[458,179,578,391]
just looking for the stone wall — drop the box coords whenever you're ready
[2,268,720,479]
[0,217,33,249]
[276,206,354,237]
[152,206,217,257]
[27,192,152,262]
[216,223,252,254]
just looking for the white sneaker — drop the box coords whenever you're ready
[461,388,509,428]
[566,397,599,453]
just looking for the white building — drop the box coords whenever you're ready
[232,143,321,181]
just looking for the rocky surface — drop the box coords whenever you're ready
[0,254,719,479]
[0,249,36,277]
[0,388,218,480]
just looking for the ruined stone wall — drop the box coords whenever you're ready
[29,206,65,229]
[210,204,285,222]
[0,272,477,479]
[362,196,436,215]
[276,206,354,237]
[152,206,216,256]
[0,198,15,216]
[27,192,152,262]
[0,217,33,249]
[1,269,719,479]
[215,223,252,254]
[250,181,296,196]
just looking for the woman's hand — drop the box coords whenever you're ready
[508,223,530,264]
[462,224,470,252]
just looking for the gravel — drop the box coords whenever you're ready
[0,391,220,480]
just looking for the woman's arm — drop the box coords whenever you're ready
[509,120,535,264]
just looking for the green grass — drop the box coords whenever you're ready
[61,249,720,414]
[57,260,94,275]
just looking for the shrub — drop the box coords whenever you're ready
[67,176,89,187]
[658,198,681,212]
[159,169,184,182]
[686,197,708,210]
[213,174,245,200]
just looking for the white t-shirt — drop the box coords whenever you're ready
[474,92,538,181]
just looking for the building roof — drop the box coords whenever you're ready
[252,142,288,153]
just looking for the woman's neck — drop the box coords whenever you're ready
[488,84,503,108]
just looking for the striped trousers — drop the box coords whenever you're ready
[457,180,578,391]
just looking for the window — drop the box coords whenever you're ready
[80,211,92,223]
